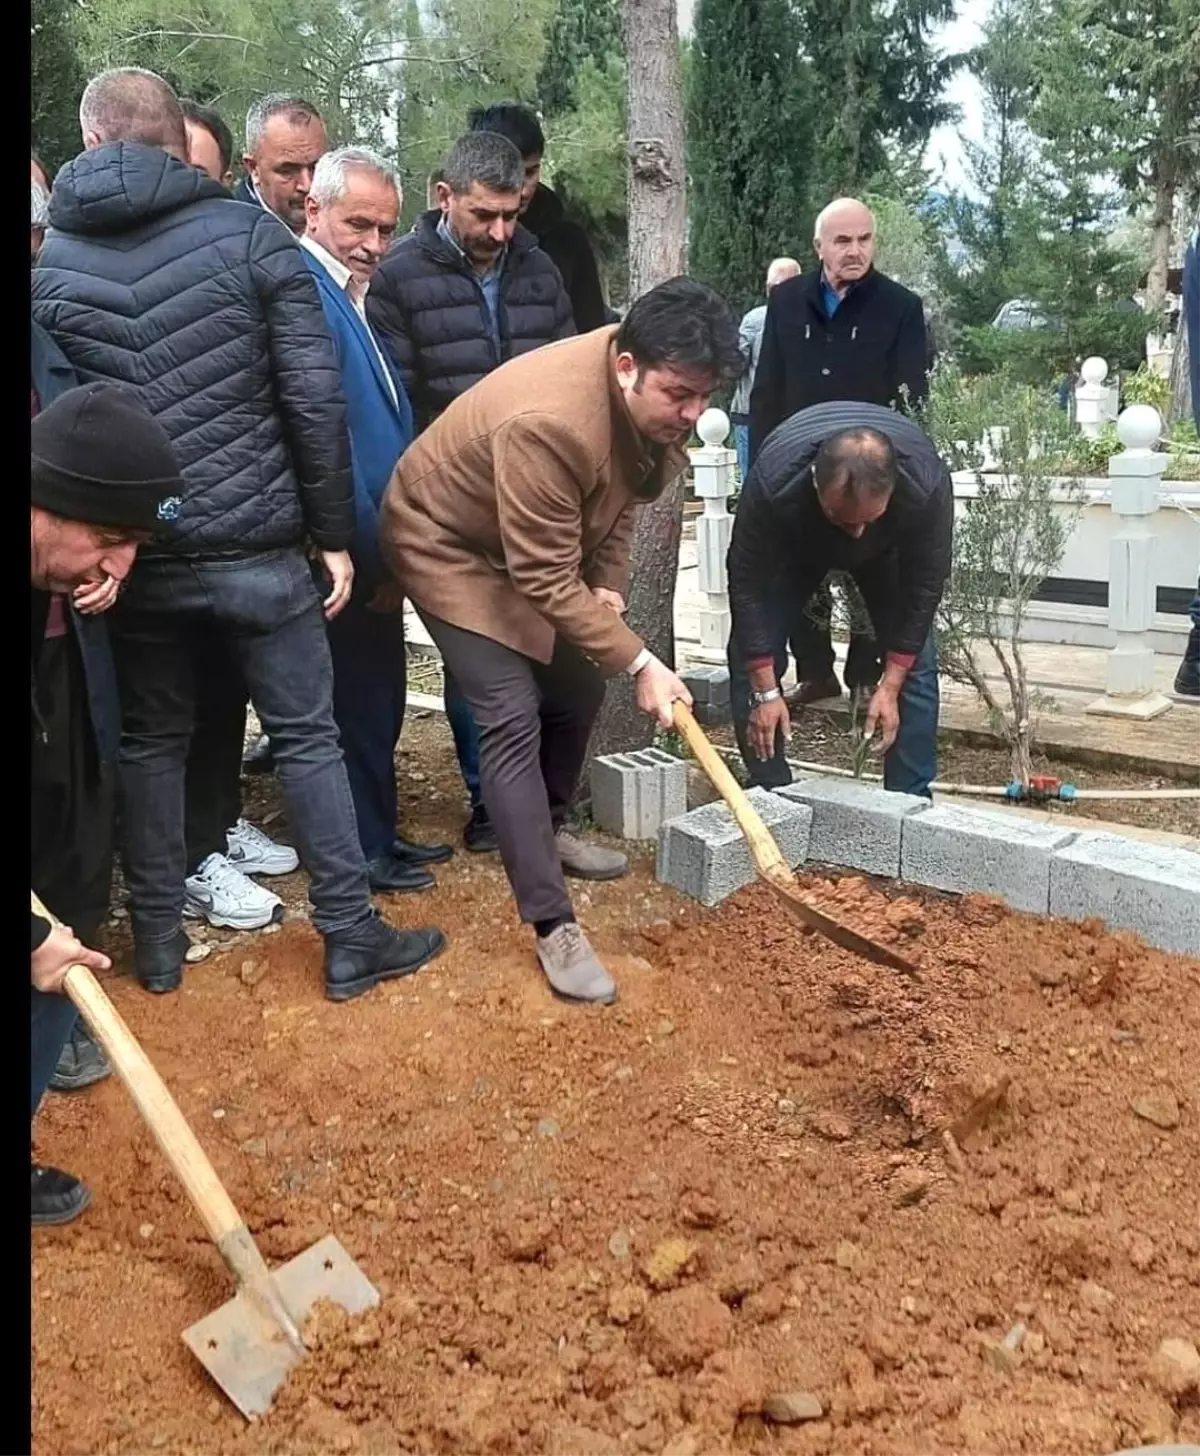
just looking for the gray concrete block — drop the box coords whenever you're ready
[656,787,812,906]
[682,666,731,707]
[775,775,931,877]
[1049,833,1200,955]
[900,803,1076,914]
[590,748,689,840]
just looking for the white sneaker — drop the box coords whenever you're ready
[185,853,283,930]
[226,819,299,877]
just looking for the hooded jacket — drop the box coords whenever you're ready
[32,142,353,556]
[520,183,608,335]
[366,209,574,433]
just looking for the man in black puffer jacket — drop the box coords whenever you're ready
[367,129,573,856]
[33,68,445,1002]
[367,130,574,435]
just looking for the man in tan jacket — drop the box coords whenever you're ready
[381,277,741,1003]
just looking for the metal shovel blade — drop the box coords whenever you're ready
[764,871,920,975]
[181,1234,379,1419]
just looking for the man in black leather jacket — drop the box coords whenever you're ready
[34,68,445,1002]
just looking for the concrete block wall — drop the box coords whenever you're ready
[1049,833,1200,955]
[681,667,731,726]
[657,788,812,907]
[900,803,1078,915]
[776,776,931,878]
[591,748,689,841]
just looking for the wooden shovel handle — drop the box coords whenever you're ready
[31,891,270,1288]
[672,701,791,881]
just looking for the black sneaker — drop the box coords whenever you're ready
[49,1022,111,1093]
[1175,658,1200,697]
[463,804,498,854]
[134,926,191,995]
[31,1163,91,1226]
[323,914,446,1003]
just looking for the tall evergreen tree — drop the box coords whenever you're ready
[687,0,814,312]
[31,0,88,172]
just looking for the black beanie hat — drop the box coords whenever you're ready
[31,382,184,534]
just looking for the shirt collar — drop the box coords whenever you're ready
[437,212,506,279]
[299,234,361,302]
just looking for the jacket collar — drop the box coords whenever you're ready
[414,208,537,270]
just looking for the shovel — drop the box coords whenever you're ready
[671,705,919,974]
[31,891,379,1419]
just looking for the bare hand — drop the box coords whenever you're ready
[32,923,111,994]
[73,575,120,615]
[592,587,626,614]
[368,580,406,615]
[319,550,354,620]
[749,697,790,761]
[863,683,901,753]
[634,655,692,728]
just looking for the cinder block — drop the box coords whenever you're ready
[900,803,1076,914]
[656,788,812,906]
[682,666,731,725]
[1049,834,1200,955]
[775,775,930,877]
[591,748,689,840]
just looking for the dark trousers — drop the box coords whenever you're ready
[790,579,882,688]
[108,548,373,944]
[31,633,114,1118]
[183,635,247,872]
[420,614,605,924]
[327,596,407,861]
[729,558,941,797]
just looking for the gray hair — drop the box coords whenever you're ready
[442,131,523,197]
[31,180,50,231]
[245,94,323,156]
[766,256,801,289]
[813,197,875,242]
[79,67,187,154]
[309,146,398,207]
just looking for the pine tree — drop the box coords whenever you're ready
[31,0,88,172]
[686,0,815,311]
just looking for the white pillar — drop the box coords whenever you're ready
[688,408,736,662]
[1075,356,1110,440]
[1085,404,1173,720]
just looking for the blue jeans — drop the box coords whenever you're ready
[443,671,482,809]
[31,989,80,1120]
[729,561,940,797]
[108,549,374,942]
[734,423,750,482]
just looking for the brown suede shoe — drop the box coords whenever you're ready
[555,829,629,881]
[785,674,843,707]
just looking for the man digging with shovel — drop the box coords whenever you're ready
[380,278,742,1004]
[31,382,185,1224]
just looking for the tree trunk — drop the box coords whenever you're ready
[1144,164,1175,317]
[575,0,688,794]
[1169,312,1192,425]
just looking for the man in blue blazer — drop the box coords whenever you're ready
[300,146,453,891]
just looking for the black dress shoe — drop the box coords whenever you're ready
[367,856,435,894]
[241,732,275,776]
[323,914,447,1002]
[463,804,499,854]
[49,1022,111,1093]
[32,1163,91,1226]
[134,926,191,994]
[391,834,453,867]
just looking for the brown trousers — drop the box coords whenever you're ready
[421,614,605,924]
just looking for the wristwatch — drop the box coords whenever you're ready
[750,687,783,706]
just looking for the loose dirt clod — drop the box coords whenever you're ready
[1131,1091,1182,1130]
[1149,1337,1200,1399]
[762,1391,824,1424]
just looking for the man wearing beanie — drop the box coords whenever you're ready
[34,67,446,998]
[30,382,183,1225]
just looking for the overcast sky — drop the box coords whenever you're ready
[675,0,988,195]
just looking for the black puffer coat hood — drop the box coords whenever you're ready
[33,142,353,556]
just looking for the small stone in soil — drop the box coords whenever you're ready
[608,1228,632,1261]
[239,959,266,986]
[762,1392,824,1424]
[891,1167,931,1207]
[536,1118,561,1138]
[811,1110,853,1142]
[1131,1091,1181,1130]
[185,943,212,963]
[1149,1336,1200,1398]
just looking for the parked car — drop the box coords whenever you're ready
[991,298,1054,331]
